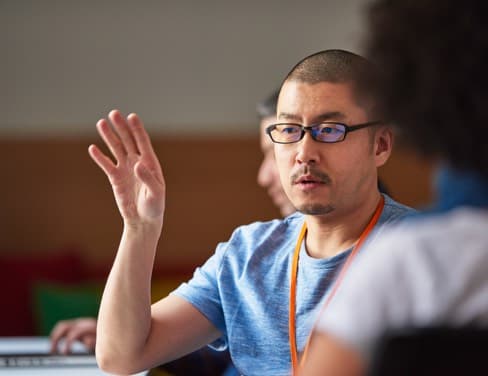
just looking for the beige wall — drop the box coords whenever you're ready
[0,137,278,270]
[1,1,435,272]
[2,0,368,136]
[0,137,433,272]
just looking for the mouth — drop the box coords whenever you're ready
[294,175,327,186]
[291,167,332,193]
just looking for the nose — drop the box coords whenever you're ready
[295,131,319,165]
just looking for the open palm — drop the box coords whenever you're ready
[88,110,166,226]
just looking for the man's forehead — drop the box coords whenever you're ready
[277,80,358,120]
[278,79,354,100]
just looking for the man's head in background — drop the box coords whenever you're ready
[364,0,488,176]
[256,89,296,217]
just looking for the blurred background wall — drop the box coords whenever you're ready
[0,0,380,265]
[2,0,367,137]
[0,0,435,270]
[0,0,433,335]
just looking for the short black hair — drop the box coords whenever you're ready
[256,89,279,120]
[283,49,375,86]
[365,0,488,175]
[281,49,380,116]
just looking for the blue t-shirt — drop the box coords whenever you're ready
[172,195,414,375]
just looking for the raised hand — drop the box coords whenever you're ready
[88,110,166,227]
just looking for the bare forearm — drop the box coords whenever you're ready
[96,222,162,369]
[90,111,178,373]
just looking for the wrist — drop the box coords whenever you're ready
[123,219,163,239]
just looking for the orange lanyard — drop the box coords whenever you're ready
[288,196,385,375]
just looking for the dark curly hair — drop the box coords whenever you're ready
[364,0,488,175]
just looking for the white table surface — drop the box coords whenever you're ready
[0,337,148,375]
[0,336,88,355]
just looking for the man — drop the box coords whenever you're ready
[256,89,296,217]
[49,91,293,359]
[92,50,413,375]
[300,1,488,375]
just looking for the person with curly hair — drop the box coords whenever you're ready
[300,1,488,375]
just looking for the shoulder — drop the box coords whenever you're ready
[227,212,304,245]
[382,206,488,248]
[363,207,488,276]
[317,207,488,359]
[356,207,488,322]
[380,194,417,223]
[215,212,305,265]
[368,194,416,243]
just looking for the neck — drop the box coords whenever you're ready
[304,191,382,259]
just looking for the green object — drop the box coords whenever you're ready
[32,282,103,336]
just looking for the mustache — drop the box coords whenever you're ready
[290,166,332,185]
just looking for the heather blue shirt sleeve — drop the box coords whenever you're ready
[172,241,229,349]
[171,214,304,374]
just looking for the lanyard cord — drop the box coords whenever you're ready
[289,196,385,375]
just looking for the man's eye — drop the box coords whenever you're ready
[320,126,339,134]
[282,127,298,134]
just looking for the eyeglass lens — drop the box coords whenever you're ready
[271,123,346,143]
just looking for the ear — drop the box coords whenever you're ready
[374,125,393,168]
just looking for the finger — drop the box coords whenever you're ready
[128,113,164,181]
[127,113,157,160]
[88,144,117,177]
[49,321,70,354]
[63,325,89,355]
[96,118,127,162]
[109,109,138,155]
[135,161,165,197]
[82,335,96,353]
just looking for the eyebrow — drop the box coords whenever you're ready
[277,111,347,123]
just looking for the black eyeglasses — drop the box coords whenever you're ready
[265,120,382,144]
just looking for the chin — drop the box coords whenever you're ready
[296,203,334,215]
